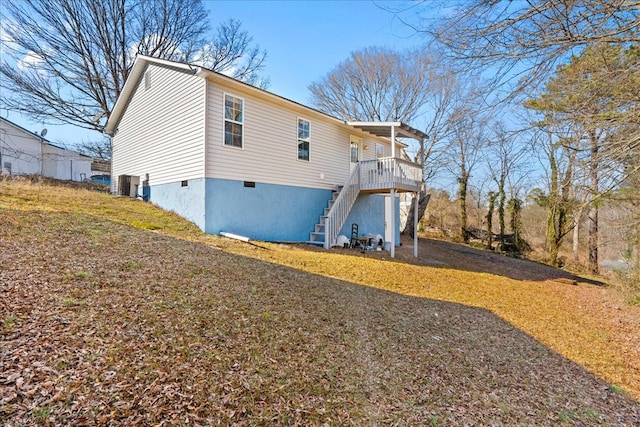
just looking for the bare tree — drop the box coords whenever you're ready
[0,1,267,132]
[76,137,112,161]
[190,19,269,89]
[486,122,532,248]
[309,46,434,123]
[309,46,447,236]
[528,130,577,267]
[403,67,473,236]
[421,0,640,92]
[442,97,489,242]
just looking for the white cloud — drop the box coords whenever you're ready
[17,51,45,71]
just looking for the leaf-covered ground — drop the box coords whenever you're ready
[1,178,639,425]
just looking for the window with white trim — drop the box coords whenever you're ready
[297,118,310,161]
[376,143,384,158]
[224,94,243,148]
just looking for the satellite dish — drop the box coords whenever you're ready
[40,128,48,137]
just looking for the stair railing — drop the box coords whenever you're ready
[324,164,361,249]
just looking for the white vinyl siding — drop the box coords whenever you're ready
[205,81,396,189]
[111,64,206,188]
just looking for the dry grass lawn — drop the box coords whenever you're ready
[1,178,639,425]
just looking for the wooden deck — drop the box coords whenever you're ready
[358,157,422,193]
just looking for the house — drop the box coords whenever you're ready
[105,55,426,257]
[0,117,92,181]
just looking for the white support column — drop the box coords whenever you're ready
[390,188,395,258]
[390,125,395,158]
[415,136,425,258]
[414,191,419,258]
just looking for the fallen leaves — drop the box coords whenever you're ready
[1,179,639,425]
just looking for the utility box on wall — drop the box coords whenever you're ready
[118,174,140,197]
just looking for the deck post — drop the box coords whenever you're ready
[414,190,418,258]
[390,188,395,258]
[390,125,395,159]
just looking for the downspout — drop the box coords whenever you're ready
[203,76,208,230]
[40,138,44,177]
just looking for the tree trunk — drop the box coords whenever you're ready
[403,192,431,237]
[498,186,506,246]
[547,147,561,266]
[588,205,599,274]
[572,205,585,264]
[459,174,469,242]
[587,134,599,274]
[572,215,580,263]
[487,192,496,248]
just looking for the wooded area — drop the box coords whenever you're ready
[309,1,639,295]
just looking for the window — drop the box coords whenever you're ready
[376,143,384,158]
[224,94,243,148]
[297,118,310,161]
[144,71,151,90]
[350,141,359,163]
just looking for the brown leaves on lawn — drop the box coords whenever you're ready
[1,179,639,425]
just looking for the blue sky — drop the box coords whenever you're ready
[2,0,426,148]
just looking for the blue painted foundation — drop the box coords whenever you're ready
[147,178,400,245]
[339,194,400,246]
[149,178,206,230]
[204,178,332,242]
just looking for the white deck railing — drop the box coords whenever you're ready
[359,157,422,192]
[324,157,422,249]
[324,166,361,249]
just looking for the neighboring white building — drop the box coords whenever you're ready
[0,117,92,181]
[105,55,426,254]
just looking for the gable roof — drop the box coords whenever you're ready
[0,117,93,158]
[105,55,427,144]
[1,116,53,144]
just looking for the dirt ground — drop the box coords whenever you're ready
[392,234,602,284]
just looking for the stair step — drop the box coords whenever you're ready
[310,231,325,242]
[309,184,346,247]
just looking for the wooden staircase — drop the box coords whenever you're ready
[308,157,422,249]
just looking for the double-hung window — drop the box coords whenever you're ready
[297,118,310,161]
[224,94,243,148]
